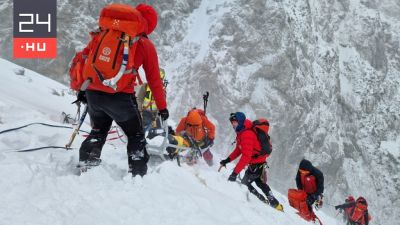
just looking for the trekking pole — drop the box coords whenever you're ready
[160,117,169,160]
[65,105,88,149]
[218,165,225,172]
[65,79,91,149]
[203,91,209,114]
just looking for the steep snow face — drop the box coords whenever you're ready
[162,1,400,224]
[159,1,400,223]
[0,0,399,224]
[0,58,341,225]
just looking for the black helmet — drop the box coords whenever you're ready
[229,113,237,122]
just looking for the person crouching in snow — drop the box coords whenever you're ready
[296,159,324,220]
[335,196,371,225]
[220,112,283,211]
[167,108,215,166]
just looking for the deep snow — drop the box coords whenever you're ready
[0,58,341,225]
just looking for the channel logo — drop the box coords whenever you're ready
[13,0,57,58]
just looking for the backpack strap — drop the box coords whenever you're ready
[126,36,142,86]
[135,73,143,85]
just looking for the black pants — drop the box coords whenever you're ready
[241,163,279,207]
[79,90,149,177]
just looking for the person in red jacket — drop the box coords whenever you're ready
[295,159,324,221]
[335,196,371,225]
[174,108,215,166]
[220,112,283,211]
[75,4,168,177]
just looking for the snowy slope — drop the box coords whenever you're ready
[0,58,341,225]
[2,1,398,224]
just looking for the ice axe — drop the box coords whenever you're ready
[203,91,209,114]
[65,104,88,149]
[65,79,91,149]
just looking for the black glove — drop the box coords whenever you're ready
[220,158,231,167]
[73,91,87,104]
[159,108,169,121]
[335,205,340,210]
[228,172,237,182]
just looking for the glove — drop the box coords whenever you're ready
[220,158,231,167]
[335,205,340,210]
[159,108,169,121]
[228,172,237,182]
[73,91,87,104]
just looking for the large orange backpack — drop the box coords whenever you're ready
[288,189,308,212]
[288,189,316,221]
[71,3,147,92]
[184,109,208,142]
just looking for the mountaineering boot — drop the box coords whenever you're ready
[129,158,148,177]
[127,138,149,177]
[266,192,284,212]
[79,131,107,168]
[274,203,284,212]
[86,158,102,167]
[128,148,149,177]
[75,159,101,175]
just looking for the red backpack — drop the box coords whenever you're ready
[349,197,372,225]
[69,46,91,91]
[288,189,317,221]
[70,3,147,92]
[69,51,86,91]
[252,119,272,156]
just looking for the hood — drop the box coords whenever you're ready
[299,159,314,171]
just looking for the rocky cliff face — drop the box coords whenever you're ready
[1,0,399,224]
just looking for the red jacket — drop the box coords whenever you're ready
[228,119,267,174]
[86,36,167,110]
